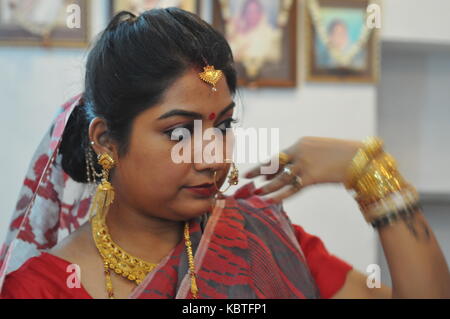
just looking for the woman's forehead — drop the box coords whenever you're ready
[150,68,233,118]
[135,69,233,120]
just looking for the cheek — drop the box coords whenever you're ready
[224,132,235,158]
[113,135,190,204]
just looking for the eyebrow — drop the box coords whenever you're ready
[158,101,236,120]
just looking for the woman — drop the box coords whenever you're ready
[226,0,283,78]
[1,8,449,299]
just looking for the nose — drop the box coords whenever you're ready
[192,149,228,173]
[192,136,231,174]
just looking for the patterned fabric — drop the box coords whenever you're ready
[130,192,320,299]
[0,95,321,298]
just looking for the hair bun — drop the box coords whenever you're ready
[59,96,91,183]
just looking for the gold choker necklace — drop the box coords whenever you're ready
[91,213,198,299]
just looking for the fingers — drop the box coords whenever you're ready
[254,165,302,196]
[244,163,266,179]
[265,184,303,204]
[244,150,293,179]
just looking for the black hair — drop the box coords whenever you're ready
[59,8,237,183]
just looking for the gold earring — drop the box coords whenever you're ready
[89,153,115,221]
[85,148,103,184]
[213,160,239,197]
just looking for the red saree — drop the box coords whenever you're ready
[0,95,352,299]
[1,183,352,299]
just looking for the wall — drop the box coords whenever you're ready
[377,48,450,193]
[376,44,450,284]
[382,0,450,44]
[377,0,450,283]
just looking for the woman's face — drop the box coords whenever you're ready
[241,0,264,31]
[329,22,349,51]
[108,68,235,222]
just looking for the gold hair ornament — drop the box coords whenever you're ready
[199,65,223,92]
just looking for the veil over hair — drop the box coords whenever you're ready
[0,94,94,289]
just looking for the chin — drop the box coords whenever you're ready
[176,197,215,220]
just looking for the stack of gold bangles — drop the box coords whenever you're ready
[344,137,422,228]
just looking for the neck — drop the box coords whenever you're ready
[101,200,185,264]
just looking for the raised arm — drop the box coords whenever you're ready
[245,136,450,298]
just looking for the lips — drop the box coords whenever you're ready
[184,183,215,197]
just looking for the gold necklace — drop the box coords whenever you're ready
[91,212,198,299]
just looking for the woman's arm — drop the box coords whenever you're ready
[245,136,450,298]
[377,210,450,298]
[332,209,450,298]
[332,270,392,298]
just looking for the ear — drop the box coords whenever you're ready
[88,117,119,161]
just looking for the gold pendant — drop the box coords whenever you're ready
[199,65,223,92]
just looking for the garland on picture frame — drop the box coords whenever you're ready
[307,0,379,68]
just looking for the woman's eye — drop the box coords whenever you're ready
[164,125,193,141]
[164,119,237,141]
[216,118,238,133]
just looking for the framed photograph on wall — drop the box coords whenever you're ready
[110,0,200,16]
[305,0,379,83]
[213,0,298,88]
[0,0,90,48]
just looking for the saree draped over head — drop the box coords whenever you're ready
[0,95,336,299]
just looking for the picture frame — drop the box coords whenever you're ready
[109,0,200,17]
[305,0,379,83]
[212,0,298,88]
[0,0,90,48]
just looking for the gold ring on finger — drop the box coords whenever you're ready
[282,166,302,189]
[292,175,303,190]
[279,152,290,166]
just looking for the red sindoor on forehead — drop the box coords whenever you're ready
[208,112,216,120]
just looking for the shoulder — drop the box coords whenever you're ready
[1,223,95,299]
[291,223,353,299]
[48,221,94,263]
[1,252,89,299]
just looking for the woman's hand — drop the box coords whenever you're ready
[244,136,364,203]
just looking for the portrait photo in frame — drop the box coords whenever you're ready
[110,0,200,16]
[0,0,90,48]
[213,0,298,88]
[305,0,379,83]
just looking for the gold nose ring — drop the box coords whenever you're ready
[213,159,239,195]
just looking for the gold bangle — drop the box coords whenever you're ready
[359,186,419,223]
[353,152,409,205]
[344,137,384,189]
[349,151,420,225]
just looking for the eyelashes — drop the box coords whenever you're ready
[164,118,238,141]
[216,118,239,132]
